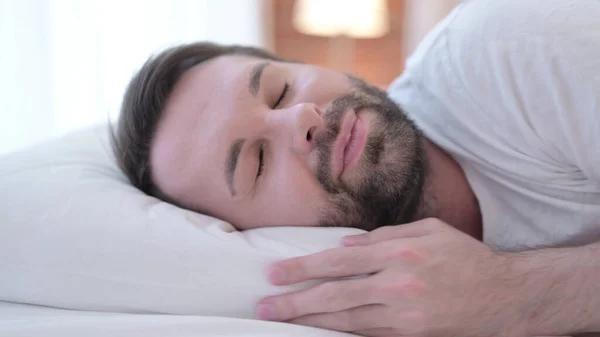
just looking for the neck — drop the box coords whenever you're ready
[415,139,483,240]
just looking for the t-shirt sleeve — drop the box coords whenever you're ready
[493,3,600,184]
[391,0,600,183]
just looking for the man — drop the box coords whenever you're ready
[112,0,600,336]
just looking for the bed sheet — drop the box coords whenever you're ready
[0,301,356,337]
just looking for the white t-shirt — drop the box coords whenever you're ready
[387,0,600,251]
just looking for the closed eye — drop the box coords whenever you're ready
[273,83,289,108]
[257,144,265,178]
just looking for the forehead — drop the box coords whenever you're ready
[150,55,260,205]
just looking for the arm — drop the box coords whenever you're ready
[513,241,600,335]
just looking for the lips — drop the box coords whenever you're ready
[331,110,368,179]
[343,114,367,173]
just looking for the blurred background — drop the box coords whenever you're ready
[0,0,461,155]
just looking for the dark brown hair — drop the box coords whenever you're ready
[110,42,280,199]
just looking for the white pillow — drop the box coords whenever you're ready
[0,125,365,318]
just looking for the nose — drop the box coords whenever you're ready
[268,103,324,155]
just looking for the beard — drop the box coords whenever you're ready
[313,75,428,231]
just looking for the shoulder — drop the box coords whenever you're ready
[445,0,600,43]
[397,0,600,111]
[404,0,600,73]
[391,0,600,182]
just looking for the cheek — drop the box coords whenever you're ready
[258,156,326,227]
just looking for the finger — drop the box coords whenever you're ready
[342,218,444,246]
[258,277,380,321]
[353,328,400,337]
[268,245,381,286]
[286,304,388,332]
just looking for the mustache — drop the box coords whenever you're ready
[313,90,386,194]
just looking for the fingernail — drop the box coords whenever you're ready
[268,265,286,284]
[257,302,277,321]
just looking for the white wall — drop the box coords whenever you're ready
[0,0,268,154]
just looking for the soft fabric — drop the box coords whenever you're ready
[0,301,354,337]
[388,0,600,251]
[0,125,365,317]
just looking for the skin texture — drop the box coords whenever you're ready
[151,55,427,231]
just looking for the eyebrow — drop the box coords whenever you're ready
[249,61,270,97]
[225,139,245,196]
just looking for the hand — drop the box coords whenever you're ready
[256,218,528,337]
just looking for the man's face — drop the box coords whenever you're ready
[151,55,425,231]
